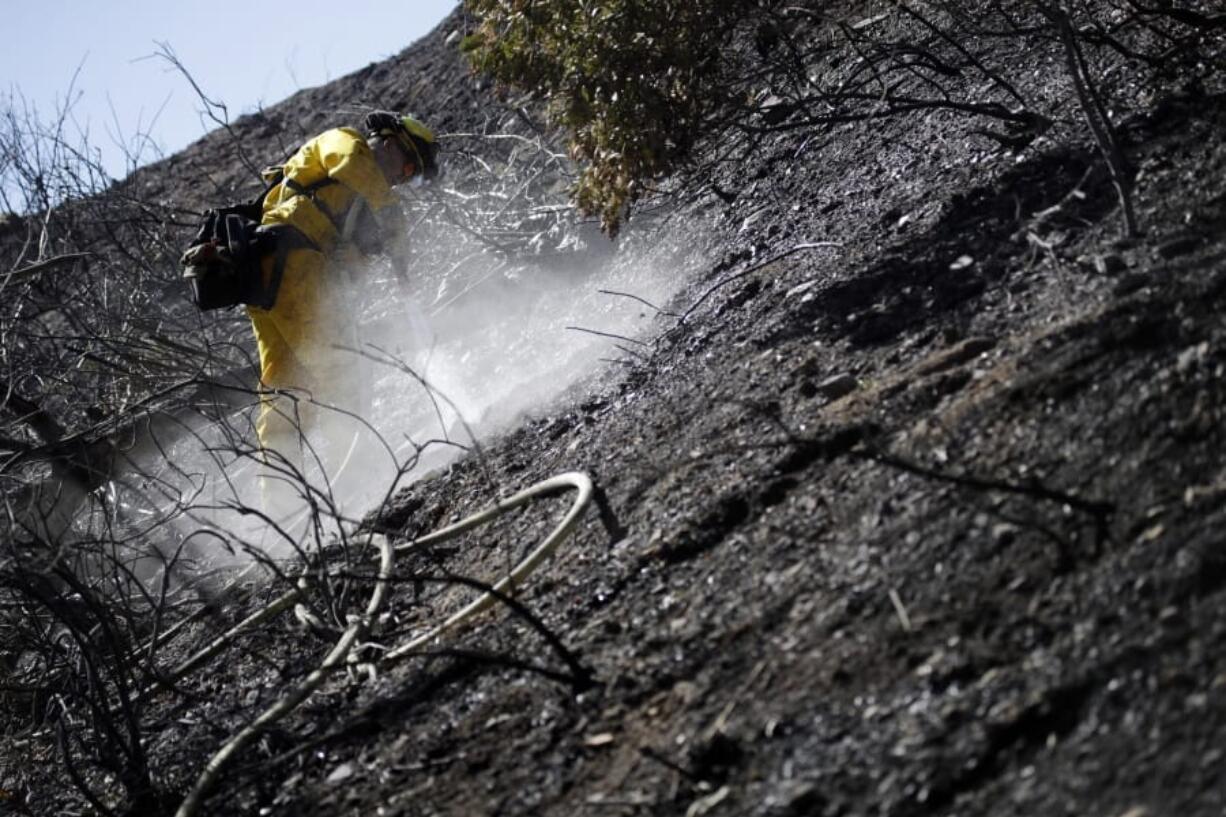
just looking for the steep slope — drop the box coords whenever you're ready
[9,4,1226,817]
[265,89,1226,817]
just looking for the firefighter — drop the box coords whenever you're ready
[249,111,439,511]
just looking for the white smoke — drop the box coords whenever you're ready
[93,209,707,577]
[323,216,700,517]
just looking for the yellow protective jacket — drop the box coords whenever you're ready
[261,126,397,252]
[248,127,398,459]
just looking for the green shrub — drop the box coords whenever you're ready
[463,0,757,236]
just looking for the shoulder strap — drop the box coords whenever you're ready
[255,149,366,237]
[250,224,319,309]
[251,164,336,206]
[282,176,341,224]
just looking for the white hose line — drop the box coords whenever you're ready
[175,533,394,817]
[383,471,593,661]
[168,473,592,689]
[173,472,592,817]
[164,588,303,687]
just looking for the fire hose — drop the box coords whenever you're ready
[172,471,594,817]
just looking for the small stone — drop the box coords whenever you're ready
[1185,483,1226,507]
[1084,253,1127,275]
[740,209,769,233]
[1137,523,1164,543]
[785,280,818,299]
[1113,272,1151,297]
[326,762,356,784]
[916,336,997,376]
[760,96,797,125]
[772,780,827,815]
[1176,342,1210,373]
[817,373,859,400]
[688,732,743,778]
[685,785,731,817]
[992,523,1019,546]
[949,255,975,271]
[1156,235,1201,259]
[583,733,615,748]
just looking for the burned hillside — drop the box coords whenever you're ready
[2,3,1226,816]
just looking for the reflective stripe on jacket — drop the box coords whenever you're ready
[260,127,396,252]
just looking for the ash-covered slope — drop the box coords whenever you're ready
[320,93,1226,816]
[49,5,1226,817]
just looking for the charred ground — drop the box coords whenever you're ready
[6,3,1226,816]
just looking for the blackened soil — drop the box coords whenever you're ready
[55,6,1226,817]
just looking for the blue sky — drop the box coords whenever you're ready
[2,1,459,183]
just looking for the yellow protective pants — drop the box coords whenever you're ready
[246,247,365,512]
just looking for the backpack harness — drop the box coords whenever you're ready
[181,169,343,311]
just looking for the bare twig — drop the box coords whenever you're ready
[598,288,680,317]
[565,325,651,346]
[676,241,844,327]
[1037,3,1139,237]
